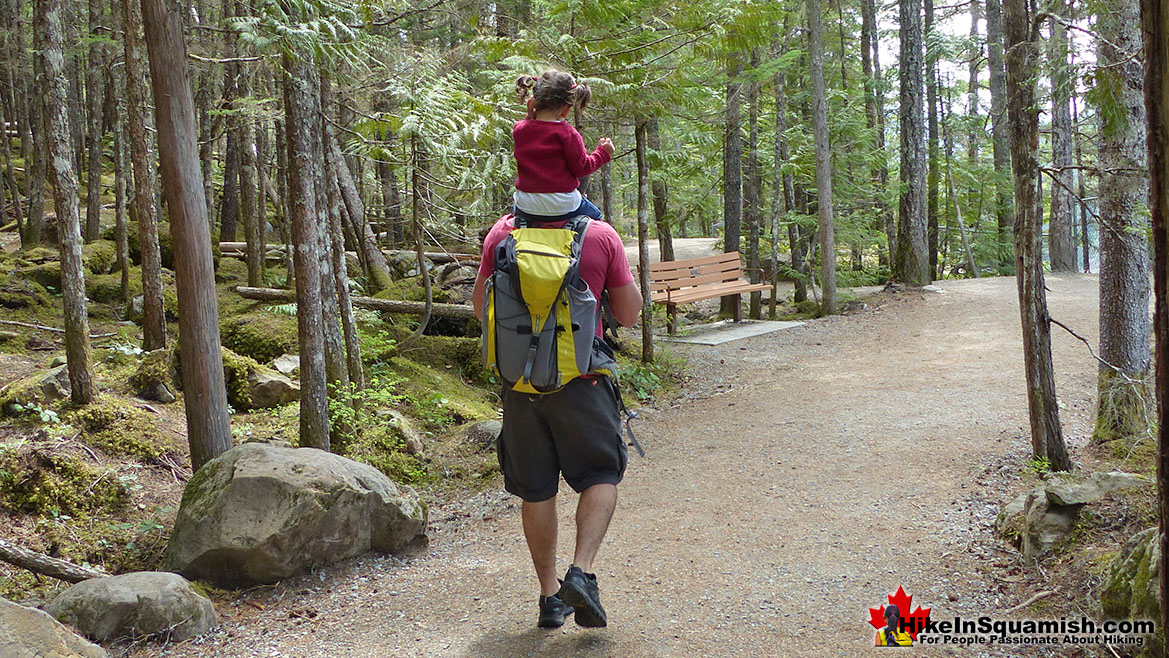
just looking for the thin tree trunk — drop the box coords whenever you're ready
[987,0,1015,270]
[123,0,166,351]
[0,538,107,583]
[0,96,24,243]
[772,26,795,317]
[1137,0,1169,642]
[745,49,762,319]
[274,119,294,287]
[114,82,130,306]
[282,48,330,452]
[861,0,890,269]
[1048,4,1076,272]
[141,0,232,471]
[926,0,940,279]
[330,137,393,292]
[396,133,433,354]
[1004,0,1072,471]
[1096,0,1152,443]
[27,60,46,246]
[647,119,673,262]
[83,0,103,243]
[809,0,836,314]
[1075,99,1090,272]
[239,67,262,287]
[315,74,349,406]
[38,0,94,406]
[896,0,931,286]
[636,118,653,362]
[722,53,743,316]
[218,0,240,243]
[967,0,982,168]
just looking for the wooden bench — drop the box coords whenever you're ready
[648,251,770,334]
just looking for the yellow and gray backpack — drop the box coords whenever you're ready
[481,215,617,394]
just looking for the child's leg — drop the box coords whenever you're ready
[576,197,603,220]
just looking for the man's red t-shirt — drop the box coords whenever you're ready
[478,215,634,336]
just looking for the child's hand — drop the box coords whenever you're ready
[598,137,614,155]
[525,98,536,120]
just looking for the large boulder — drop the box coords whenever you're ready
[163,443,428,586]
[995,489,1032,549]
[246,370,300,409]
[44,572,216,643]
[1101,527,1162,656]
[0,365,71,415]
[374,408,425,455]
[1044,471,1151,506]
[270,353,300,377]
[0,597,108,658]
[450,419,502,452]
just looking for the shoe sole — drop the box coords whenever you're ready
[559,580,607,628]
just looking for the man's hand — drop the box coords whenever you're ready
[598,137,614,155]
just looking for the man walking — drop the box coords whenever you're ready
[472,212,642,629]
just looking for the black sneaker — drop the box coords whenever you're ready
[537,594,573,628]
[558,566,607,627]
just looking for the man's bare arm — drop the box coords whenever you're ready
[606,282,642,327]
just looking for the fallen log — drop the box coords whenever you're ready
[235,286,477,320]
[0,538,108,583]
[218,242,476,264]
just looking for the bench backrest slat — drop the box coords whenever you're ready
[648,252,748,293]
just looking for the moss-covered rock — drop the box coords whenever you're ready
[85,273,128,304]
[129,348,176,401]
[172,343,261,411]
[220,310,298,363]
[81,239,119,276]
[65,397,166,461]
[0,367,71,415]
[1101,527,1162,656]
[215,257,248,284]
[374,275,454,304]
[0,446,128,517]
[0,271,50,309]
[19,260,62,290]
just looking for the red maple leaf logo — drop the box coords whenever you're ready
[867,585,932,640]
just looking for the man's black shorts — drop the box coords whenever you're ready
[497,376,627,502]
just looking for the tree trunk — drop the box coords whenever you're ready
[809,0,837,314]
[1004,0,1072,471]
[647,119,673,262]
[239,68,262,288]
[123,0,166,352]
[1096,0,1152,443]
[745,49,763,319]
[967,0,982,169]
[861,0,891,269]
[1048,5,1077,272]
[315,73,349,404]
[721,53,743,316]
[896,0,931,286]
[281,48,330,452]
[987,0,1015,270]
[636,118,653,362]
[83,0,103,243]
[773,26,796,316]
[0,94,24,244]
[1075,98,1090,272]
[218,0,240,243]
[329,138,393,292]
[396,134,433,354]
[1137,0,1169,641]
[926,0,940,279]
[114,92,130,306]
[140,0,233,472]
[274,119,295,287]
[26,55,46,246]
[37,0,94,406]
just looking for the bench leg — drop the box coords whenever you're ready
[732,295,742,323]
[667,303,677,335]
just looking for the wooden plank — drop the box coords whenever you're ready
[648,251,741,273]
[651,262,743,284]
[660,270,750,290]
[652,281,770,304]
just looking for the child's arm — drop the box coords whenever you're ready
[561,124,613,178]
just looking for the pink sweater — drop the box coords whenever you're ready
[513,119,612,193]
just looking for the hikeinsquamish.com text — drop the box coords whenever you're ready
[915,616,1154,647]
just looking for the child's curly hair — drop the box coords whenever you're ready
[515,70,591,112]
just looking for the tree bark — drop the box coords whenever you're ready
[83,0,103,243]
[329,138,393,292]
[26,49,46,246]
[809,0,837,314]
[1137,0,1169,641]
[315,73,349,401]
[745,49,763,319]
[0,538,107,583]
[926,0,940,279]
[986,0,1015,270]
[861,0,891,269]
[722,53,743,317]
[37,0,94,406]
[218,0,240,243]
[1096,0,1152,442]
[281,48,330,452]
[1004,0,1072,472]
[896,0,931,286]
[636,118,653,362]
[114,83,130,306]
[123,0,166,352]
[647,119,673,263]
[140,0,232,472]
[1048,3,1077,272]
[239,67,262,288]
[774,26,799,312]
